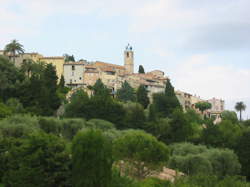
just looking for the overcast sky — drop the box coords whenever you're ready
[1,0,250,119]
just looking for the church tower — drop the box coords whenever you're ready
[124,44,134,74]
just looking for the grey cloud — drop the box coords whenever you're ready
[184,23,250,51]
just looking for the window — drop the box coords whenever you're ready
[79,77,82,80]
[72,65,75,70]
[72,71,74,76]
[70,79,72,83]
[127,52,129,58]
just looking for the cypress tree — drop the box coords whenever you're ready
[138,65,145,74]
[72,129,113,187]
[92,79,110,97]
[152,80,181,118]
[42,64,61,115]
[116,81,135,102]
[136,85,149,109]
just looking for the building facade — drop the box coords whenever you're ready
[63,44,168,99]
[1,52,65,80]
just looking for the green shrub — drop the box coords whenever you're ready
[3,132,71,187]
[86,119,115,131]
[72,129,113,187]
[0,115,39,138]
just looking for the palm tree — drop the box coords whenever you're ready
[4,39,25,64]
[235,102,246,121]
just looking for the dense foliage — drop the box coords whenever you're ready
[0,53,250,186]
[72,129,113,187]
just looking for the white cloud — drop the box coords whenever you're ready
[171,54,250,118]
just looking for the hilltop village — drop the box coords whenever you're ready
[0,44,224,119]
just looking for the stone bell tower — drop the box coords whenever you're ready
[124,44,134,74]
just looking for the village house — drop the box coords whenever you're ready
[1,44,224,116]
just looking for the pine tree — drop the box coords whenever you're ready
[165,80,176,97]
[92,79,110,97]
[72,129,113,187]
[136,85,149,109]
[116,81,135,102]
[138,65,145,74]
[59,75,65,89]
[152,80,181,118]
[41,64,61,115]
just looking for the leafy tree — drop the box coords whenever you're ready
[63,54,75,62]
[116,81,135,102]
[0,137,23,182]
[21,73,47,115]
[205,149,241,178]
[92,79,110,97]
[167,109,193,143]
[122,102,146,129]
[38,117,62,136]
[169,154,213,176]
[87,94,125,126]
[72,129,113,187]
[111,168,137,187]
[138,178,170,187]
[0,102,12,119]
[236,130,250,180]
[152,80,181,118]
[195,102,212,114]
[202,120,242,149]
[145,118,171,142]
[18,62,61,116]
[113,130,169,179]
[59,75,65,89]
[4,39,24,64]
[0,55,23,101]
[3,132,71,187]
[235,101,246,121]
[136,85,149,109]
[20,60,45,78]
[243,119,250,127]
[57,75,70,103]
[221,110,238,124]
[165,80,176,97]
[173,175,250,187]
[169,143,241,178]
[64,90,90,118]
[6,98,24,114]
[86,119,115,131]
[148,104,157,122]
[61,118,86,140]
[217,120,242,148]
[64,88,125,126]
[0,115,39,138]
[185,109,203,124]
[42,63,61,115]
[138,65,145,74]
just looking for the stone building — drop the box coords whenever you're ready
[64,60,86,88]
[0,52,65,80]
[176,90,225,121]
[63,44,168,99]
[1,44,225,117]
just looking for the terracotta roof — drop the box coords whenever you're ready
[85,69,99,73]
[40,56,64,59]
[100,66,116,72]
[64,61,85,65]
[23,52,39,55]
[85,65,97,69]
[94,61,125,70]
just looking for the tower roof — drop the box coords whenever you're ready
[125,43,133,51]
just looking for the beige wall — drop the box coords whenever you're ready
[40,57,65,80]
